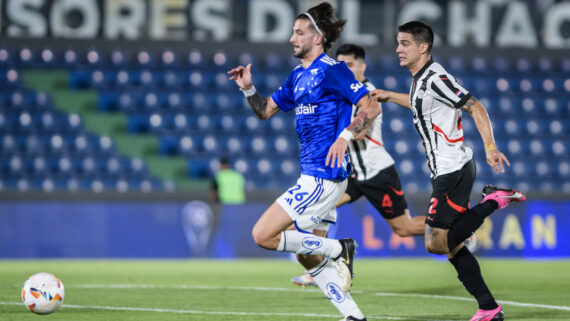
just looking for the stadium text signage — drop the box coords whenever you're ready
[1,0,569,48]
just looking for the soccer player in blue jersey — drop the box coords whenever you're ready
[228,3,379,321]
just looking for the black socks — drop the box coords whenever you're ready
[447,201,497,252]
[449,247,498,310]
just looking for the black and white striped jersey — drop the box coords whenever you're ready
[348,80,395,181]
[408,59,473,178]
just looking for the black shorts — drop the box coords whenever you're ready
[345,165,408,220]
[426,159,476,229]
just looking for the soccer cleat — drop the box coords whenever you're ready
[334,238,357,278]
[464,233,479,253]
[339,316,368,321]
[291,273,317,287]
[482,185,526,210]
[469,304,504,321]
[332,260,352,292]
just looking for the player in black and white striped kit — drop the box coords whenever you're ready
[372,21,525,321]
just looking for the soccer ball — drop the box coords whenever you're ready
[21,272,65,314]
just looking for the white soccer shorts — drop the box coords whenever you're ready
[276,174,347,233]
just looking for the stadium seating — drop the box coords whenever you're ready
[0,47,568,192]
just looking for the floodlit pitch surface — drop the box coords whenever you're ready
[1,259,569,320]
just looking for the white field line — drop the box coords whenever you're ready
[0,301,455,321]
[68,283,570,312]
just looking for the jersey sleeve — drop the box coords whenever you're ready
[430,74,472,108]
[325,62,369,105]
[271,72,295,112]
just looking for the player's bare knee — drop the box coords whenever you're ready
[425,239,447,255]
[425,242,444,255]
[251,227,271,249]
[393,226,413,237]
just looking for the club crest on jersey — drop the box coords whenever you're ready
[350,82,364,93]
[417,89,425,99]
[326,282,345,303]
[295,103,317,115]
[302,237,323,250]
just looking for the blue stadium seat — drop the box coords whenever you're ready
[214,92,238,113]
[110,49,130,68]
[264,53,287,71]
[506,138,529,156]
[201,134,219,154]
[177,135,197,156]
[17,48,36,66]
[472,76,494,94]
[211,51,231,70]
[0,48,14,67]
[249,136,268,155]
[557,161,570,178]
[224,136,244,155]
[127,113,150,133]
[188,157,210,178]
[524,119,548,135]
[273,136,295,154]
[515,58,533,72]
[136,50,155,68]
[187,49,205,69]
[218,115,238,132]
[85,49,103,68]
[238,52,256,66]
[0,133,16,154]
[69,70,91,89]
[537,56,554,72]
[471,56,488,72]
[163,71,183,88]
[62,49,80,68]
[447,55,468,73]
[139,70,160,88]
[492,57,510,72]
[1,68,20,88]
[378,54,400,72]
[534,160,552,178]
[160,50,179,68]
[550,140,566,156]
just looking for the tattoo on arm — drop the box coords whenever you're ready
[461,96,477,113]
[348,94,375,136]
[246,93,268,119]
[347,111,371,136]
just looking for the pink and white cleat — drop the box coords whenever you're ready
[469,304,504,321]
[482,185,526,210]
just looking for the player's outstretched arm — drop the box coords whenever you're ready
[326,93,379,168]
[462,96,510,173]
[228,63,279,120]
[370,89,411,109]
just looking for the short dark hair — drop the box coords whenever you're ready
[296,2,346,54]
[335,44,365,60]
[219,156,229,166]
[398,21,434,52]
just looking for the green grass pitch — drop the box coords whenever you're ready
[1,259,569,320]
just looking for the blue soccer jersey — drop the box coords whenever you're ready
[271,53,369,181]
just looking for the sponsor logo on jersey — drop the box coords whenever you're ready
[302,236,323,250]
[295,103,317,115]
[326,282,345,303]
[350,82,364,93]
